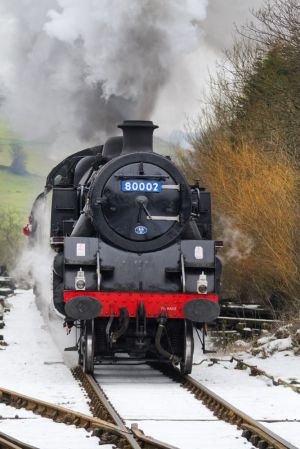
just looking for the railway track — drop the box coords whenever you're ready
[0,385,134,445]
[73,364,298,449]
[175,368,298,449]
[1,330,298,449]
[0,364,298,449]
[73,366,179,449]
[0,383,177,449]
[0,432,38,449]
[213,301,280,343]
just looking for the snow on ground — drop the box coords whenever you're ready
[192,335,300,448]
[0,405,102,449]
[126,420,252,449]
[95,364,253,449]
[0,290,110,449]
[243,350,300,383]
[2,289,299,448]
[1,290,87,411]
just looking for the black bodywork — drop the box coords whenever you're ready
[30,120,222,373]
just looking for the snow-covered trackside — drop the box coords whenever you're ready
[0,290,110,449]
[2,289,299,449]
[192,342,300,448]
[0,406,103,449]
[95,364,253,449]
[0,290,89,410]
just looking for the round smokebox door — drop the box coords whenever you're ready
[102,162,180,241]
[89,152,192,252]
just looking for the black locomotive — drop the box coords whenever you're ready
[25,120,222,374]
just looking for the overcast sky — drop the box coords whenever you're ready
[153,0,264,139]
[0,0,264,154]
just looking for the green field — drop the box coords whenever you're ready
[0,170,44,217]
[0,119,52,218]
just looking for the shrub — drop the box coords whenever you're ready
[181,138,300,306]
[0,208,23,269]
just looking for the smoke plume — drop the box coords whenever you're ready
[0,0,206,148]
[200,0,264,51]
[0,0,263,153]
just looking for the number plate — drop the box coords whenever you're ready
[121,180,162,192]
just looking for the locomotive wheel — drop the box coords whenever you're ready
[82,320,94,374]
[78,320,84,366]
[78,346,83,366]
[180,320,194,375]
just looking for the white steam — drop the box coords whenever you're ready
[13,195,55,308]
[0,0,206,150]
[217,216,253,262]
[13,195,78,364]
[0,0,263,153]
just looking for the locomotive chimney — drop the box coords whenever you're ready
[118,120,158,154]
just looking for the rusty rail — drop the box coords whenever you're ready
[147,362,298,449]
[0,432,38,449]
[73,362,299,449]
[180,370,298,449]
[2,362,296,449]
[0,379,178,449]
[72,365,179,449]
[0,386,131,443]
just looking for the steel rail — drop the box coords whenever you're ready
[0,436,23,449]
[146,362,298,449]
[0,386,131,442]
[74,362,298,449]
[72,365,180,449]
[217,316,280,323]
[178,369,298,449]
[73,368,142,449]
[0,433,38,449]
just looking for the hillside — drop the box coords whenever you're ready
[0,121,50,217]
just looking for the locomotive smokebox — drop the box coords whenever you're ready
[118,120,158,154]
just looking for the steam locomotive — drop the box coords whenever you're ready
[25,121,222,374]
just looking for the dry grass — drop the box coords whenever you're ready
[181,138,300,306]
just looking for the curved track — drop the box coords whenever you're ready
[0,361,297,448]
[0,385,132,445]
[73,366,179,449]
[0,382,177,449]
[178,369,298,449]
[74,364,298,449]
